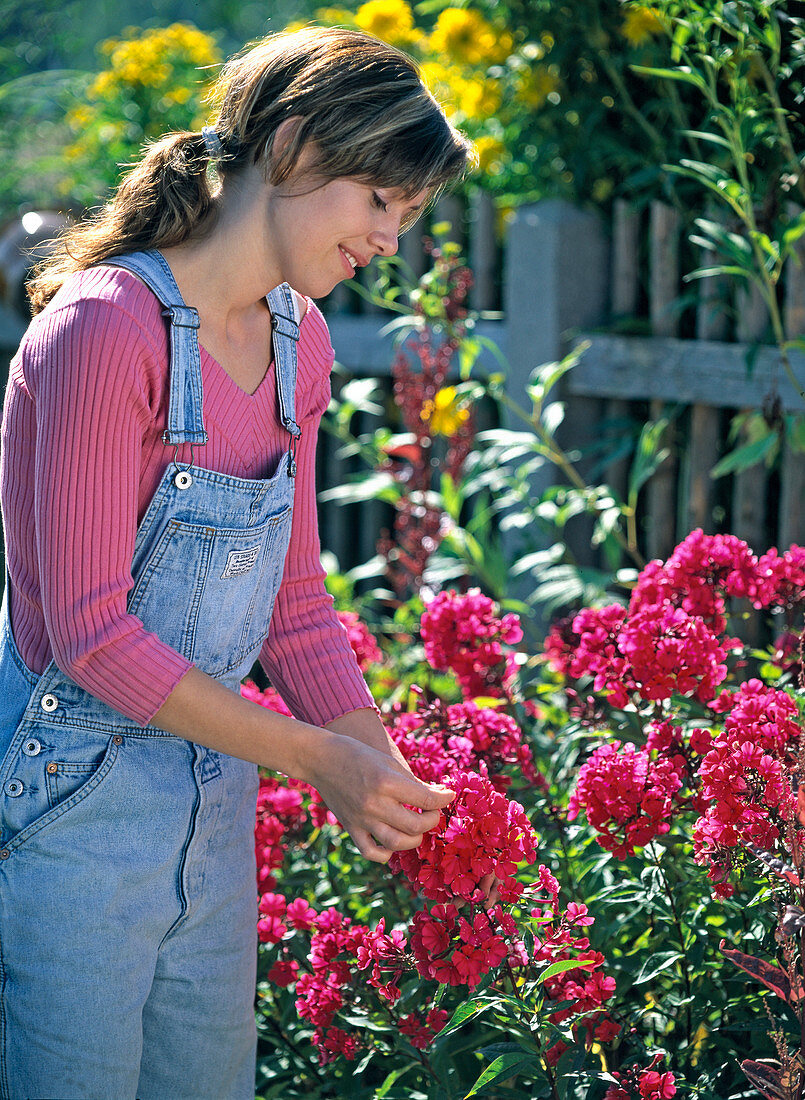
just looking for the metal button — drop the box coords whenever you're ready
[174,470,193,490]
[0,849,9,860]
[113,735,123,745]
[5,779,24,797]
[22,738,42,756]
[46,762,58,775]
[40,693,58,712]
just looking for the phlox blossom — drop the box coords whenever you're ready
[568,741,683,859]
[420,588,523,698]
[389,771,537,904]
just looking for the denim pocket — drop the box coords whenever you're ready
[0,729,120,850]
[128,506,292,676]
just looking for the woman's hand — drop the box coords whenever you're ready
[307,730,454,864]
[154,674,452,864]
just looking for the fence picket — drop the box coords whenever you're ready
[612,199,640,318]
[468,190,497,311]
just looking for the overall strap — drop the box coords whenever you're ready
[107,250,208,447]
[266,283,302,475]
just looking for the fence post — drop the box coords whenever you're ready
[503,199,609,407]
[502,201,609,603]
[780,203,805,546]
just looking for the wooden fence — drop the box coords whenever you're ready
[319,195,805,574]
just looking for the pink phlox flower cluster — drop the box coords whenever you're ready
[257,892,318,946]
[570,602,729,708]
[618,604,729,704]
[568,741,684,859]
[630,530,758,632]
[398,1008,449,1049]
[524,868,619,1063]
[604,1055,677,1099]
[420,588,523,699]
[409,902,513,989]
[568,606,631,703]
[389,699,541,793]
[355,917,408,1002]
[336,610,383,669]
[258,891,289,944]
[389,771,537,904]
[276,906,425,1064]
[544,616,582,679]
[750,545,805,610]
[254,775,307,890]
[693,680,801,880]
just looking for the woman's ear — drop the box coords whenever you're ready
[271,116,304,158]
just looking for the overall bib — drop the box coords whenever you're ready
[0,250,302,1099]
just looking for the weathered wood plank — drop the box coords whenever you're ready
[612,200,640,318]
[325,315,506,373]
[602,397,634,504]
[731,414,770,550]
[735,280,769,343]
[650,201,681,338]
[645,398,679,560]
[785,203,805,341]
[469,190,498,311]
[683,404,722,532]
[696,203,731,341]
[779,441,805,546]
[570,334,805,412]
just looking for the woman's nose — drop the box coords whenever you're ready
[370,226,399,257]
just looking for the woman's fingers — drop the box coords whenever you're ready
[311,732,456,862]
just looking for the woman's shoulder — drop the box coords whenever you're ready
[42,265,169,348]
[18,265,170,404]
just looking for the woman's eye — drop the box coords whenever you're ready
[372,192,389,212]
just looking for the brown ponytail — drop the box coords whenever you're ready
[28,130,216,314]
[29,26,471,315]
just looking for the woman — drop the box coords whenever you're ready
[0,26,471,1099]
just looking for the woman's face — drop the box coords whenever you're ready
[262,168,429,299]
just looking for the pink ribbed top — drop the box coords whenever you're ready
[0,265,374,727]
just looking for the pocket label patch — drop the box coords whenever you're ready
[221,545,260,578]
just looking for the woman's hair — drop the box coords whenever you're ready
[28,26,472,313]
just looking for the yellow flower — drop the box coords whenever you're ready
[473,134,506,175]
[516,64,560,109]
[457,77,501,119]
[420,61,501,122]
[620,6,665,46]
[421,387,471,436]
[429,8,510,67]
[354,0,418,46]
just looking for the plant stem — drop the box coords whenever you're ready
[492,386,647,570]
[651,845,694,1047]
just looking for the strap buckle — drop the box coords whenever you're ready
[162,305,200,329]
[272,312,300,341]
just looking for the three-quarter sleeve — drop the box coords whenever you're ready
[15,291,193,724]
[258,306,375,726]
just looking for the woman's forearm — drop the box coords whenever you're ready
[152,667,452,861]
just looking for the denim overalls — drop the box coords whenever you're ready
[0,250,302,1099]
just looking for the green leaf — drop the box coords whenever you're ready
[681,129,732,149]
[538,958,591,983]
[464,1053,534,1097]
[437,999,486,1038]
[710,432,778,478]
[632,950,684,984]
[628,418,670,500]
[631,64,708,92]
[376,1065,416,1097]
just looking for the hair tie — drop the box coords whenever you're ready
[201,126,224,159]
